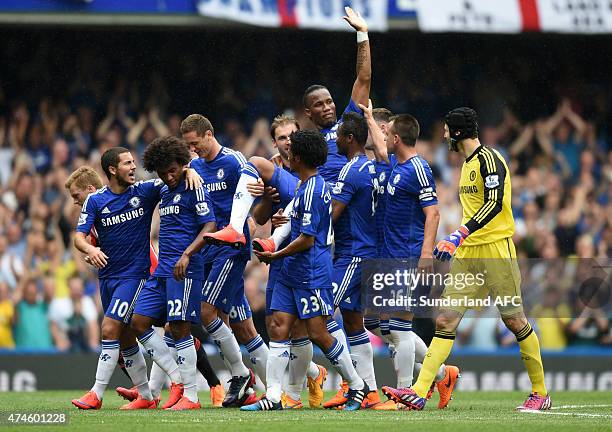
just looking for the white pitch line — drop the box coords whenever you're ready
[551,404,612,410]
[523,410,612,419]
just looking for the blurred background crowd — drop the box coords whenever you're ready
[0,30,610,353]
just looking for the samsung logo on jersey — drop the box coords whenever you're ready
[460,185,478,194]
[101,207,145,226]
[325,131,337,141]
[206,182,227,192]
[159,205,180,216]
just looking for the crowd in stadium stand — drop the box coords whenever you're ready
[0,31,610,352]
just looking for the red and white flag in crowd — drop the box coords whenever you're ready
[416,0,612,33]
[196,0,388,32]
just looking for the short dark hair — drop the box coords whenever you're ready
[180,114,214,136]
[101,147,130,180]
[143,136,191,173]
[303,84,328,108]
[270,115,300,140]
[372,108,393,124]
[339,112,368,146]
[290,130,327,169]
[390,114,420,147]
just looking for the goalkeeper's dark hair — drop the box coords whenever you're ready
[339,112,368,147]
[390,114,420,147]
[303,84,329,108]
[101,147,131,180]
[143,136,191,173]
[290,129,328,169]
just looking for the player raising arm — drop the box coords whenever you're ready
[203,6,371,247]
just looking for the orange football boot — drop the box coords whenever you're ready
[210,384,225,407]
[120,395,158,410]
[116,386,138,402]
[169,396,201,411]
[307,365,327,408]
[361,390,381,409]
[71,391,102,410]
[252,237,276,253]
[161,382,184,409]
[322,381,348,409]
[204,225,246,248]
[436,365,460,409]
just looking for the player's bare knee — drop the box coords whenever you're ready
[341,310,364,334]
[290,320,308,339]
[502,314,527,334]
[101,317,123,340]
[232,321,256,344]
[129,315,148,337]
[435,311,461,333]
[268,317,290,341]
[169,321,191,340]
[200,303,217,326]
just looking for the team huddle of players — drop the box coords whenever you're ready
[68,7,552,413]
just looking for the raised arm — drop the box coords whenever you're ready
[359,100,389,164]
[344,7,371,107]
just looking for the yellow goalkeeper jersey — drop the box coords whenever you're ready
[459,145,514,246]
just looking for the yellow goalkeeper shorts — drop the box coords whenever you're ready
[440,237,523,317]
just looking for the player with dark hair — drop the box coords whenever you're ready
[242,130,368,411]
[71,147,202,411]
[181,114,261,407]
[359,102,459,411]
[130,136,216,410]
[323,111,380,409]
[66,164,225,407]
[249,117,328,409]
[382,107,550,412]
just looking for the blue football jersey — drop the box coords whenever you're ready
[77,180,163,279]
[269,166,301,282]
[279,175,333,289]
[154,180,216,278]
[331,154,377,258]
[383,156,437,259]
[319,99,362,183]
[190,147,250,262]
[373,156,396,257]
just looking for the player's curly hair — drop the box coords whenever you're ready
[143,136,191,173]
[289,129,327,169]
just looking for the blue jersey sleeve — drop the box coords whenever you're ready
[331,170,357,205]
[407,158,438,208]
[299,183,324,237]
[194,186,216,225]
[343,99,362,116]
[227,149,247,176]
[76,194,97,234]
[137,179,164,204]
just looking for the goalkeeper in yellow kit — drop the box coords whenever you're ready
[382,107,551,411]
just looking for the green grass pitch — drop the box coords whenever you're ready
[0,391,611,432]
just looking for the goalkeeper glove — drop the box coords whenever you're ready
[434,226,470,261]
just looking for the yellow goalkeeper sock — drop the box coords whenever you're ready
[412,331,455,398]
[516,323,547,396]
